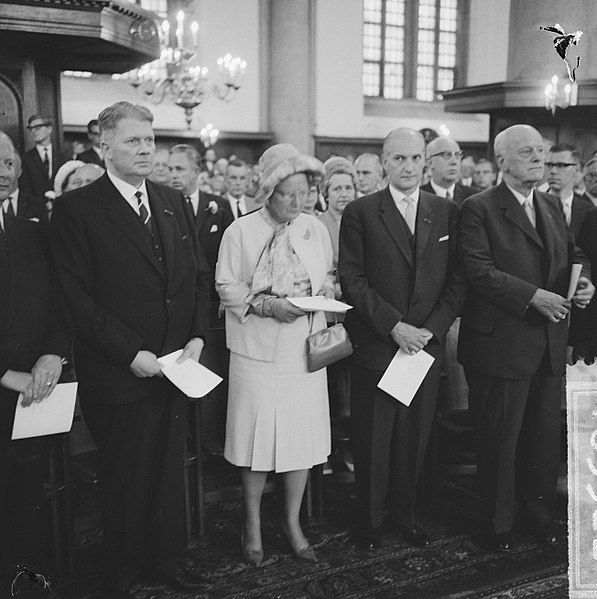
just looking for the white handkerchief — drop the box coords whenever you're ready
[210,224,218,233]
[159,349,223,398]
[377,349,434,406]
[438,234,449,242]
[12,382,78,440]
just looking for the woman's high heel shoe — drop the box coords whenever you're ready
[280,523,318,563]
[241,527,264,566]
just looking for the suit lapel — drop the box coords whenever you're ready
[100,175,163,275]
[195,192,210,231]
[414,193,434,263]
[498,183,543,249]
[379,188,413,267]
[534,192,559,285]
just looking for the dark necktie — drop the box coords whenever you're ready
[43,148,50,179]
[236,200,244,217]
[4,199,14,216]
[445,190,452,201]
[135,191,151,232]
[185,195,196,216]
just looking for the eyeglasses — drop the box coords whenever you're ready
[27,123,50,130]
[273,189,309,202]
[545,161,578,169]
[428,151,464,161]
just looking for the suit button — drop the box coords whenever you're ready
[166,299,171,304]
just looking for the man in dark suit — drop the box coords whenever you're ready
[168,144,234,290]
[339,127,466,550]
[458,124,594,553]
[2,149,49,225]
[51,102,211,598]
[546,143,593,238]
[19,114,65,202]
[421,136,480,207]
[0,131,70,594]
[76,119,105,167]
[224,158,259,218]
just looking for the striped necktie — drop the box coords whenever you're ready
[43,148,50,178]
[135,191,151,232]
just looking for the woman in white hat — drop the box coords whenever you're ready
[216,144,334,566]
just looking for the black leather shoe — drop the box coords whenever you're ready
[162,571,207,591]
[491,531,514,553]
[400,524,430,548]
[352,526,383,551]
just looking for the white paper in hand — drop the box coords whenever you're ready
[12,382,78,440]
[159,349,223,398]
[377,349,434,406]
[287,296,353,313]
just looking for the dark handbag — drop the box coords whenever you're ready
[306,313,353,373]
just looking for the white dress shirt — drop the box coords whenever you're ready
[107,171,150,216]
[388,184,420,221]
[227,193,247,219]
[430,180,456,199]
[506,184,535,227]
[186,188,199,216]
[3,190,18,215]
[36,144,52,177]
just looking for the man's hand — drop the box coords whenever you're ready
[177,337,205,363]
[390,322,433,354]
[530,288,570,323]
[572,276,595,309]
[0,370,34,406]
[316,286,335,300]
[31,354,63,403]
[130,350,163,378]
[270,299,307,323]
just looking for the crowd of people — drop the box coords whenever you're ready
[3,101,597,598]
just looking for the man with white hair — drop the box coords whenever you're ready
[458,124,594,553]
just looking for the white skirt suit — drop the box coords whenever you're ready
[216,209,334,473]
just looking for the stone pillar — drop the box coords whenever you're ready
[266,0,314,154]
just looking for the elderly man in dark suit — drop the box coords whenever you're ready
[19,114,65,202]
[339,127,466,550]
[421,136,480,206]
[51,102,211,598]
[76,119,105,168]
[546,143,593,238]
[458,124,594,553]
[0,131,70,594]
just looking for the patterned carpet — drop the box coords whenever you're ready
[51,460,568,599]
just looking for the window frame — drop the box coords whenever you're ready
[362,0,469,103]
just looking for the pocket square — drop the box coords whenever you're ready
[29,217,40,223]
[439,234,449,242]
[210,224,218,233]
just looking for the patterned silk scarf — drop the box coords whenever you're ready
[251,221,297,298]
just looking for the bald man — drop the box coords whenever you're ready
[339,128,465,550]
[458,124,594,552]
[421,137,480,207]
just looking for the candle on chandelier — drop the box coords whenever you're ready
[161,20,170,48]
[544,83,552,110]
[191,21,199,48]
[176,11,185,49]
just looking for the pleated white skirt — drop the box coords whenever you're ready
[224,317,331,473]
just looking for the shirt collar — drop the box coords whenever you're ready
[560,191,574,207]
[388,184,420,205]
[430,180,456,197]
[107,170,148,202]
[505,183,533,206]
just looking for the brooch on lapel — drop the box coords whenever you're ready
[205,200,219,214]
[303,228,311,240]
